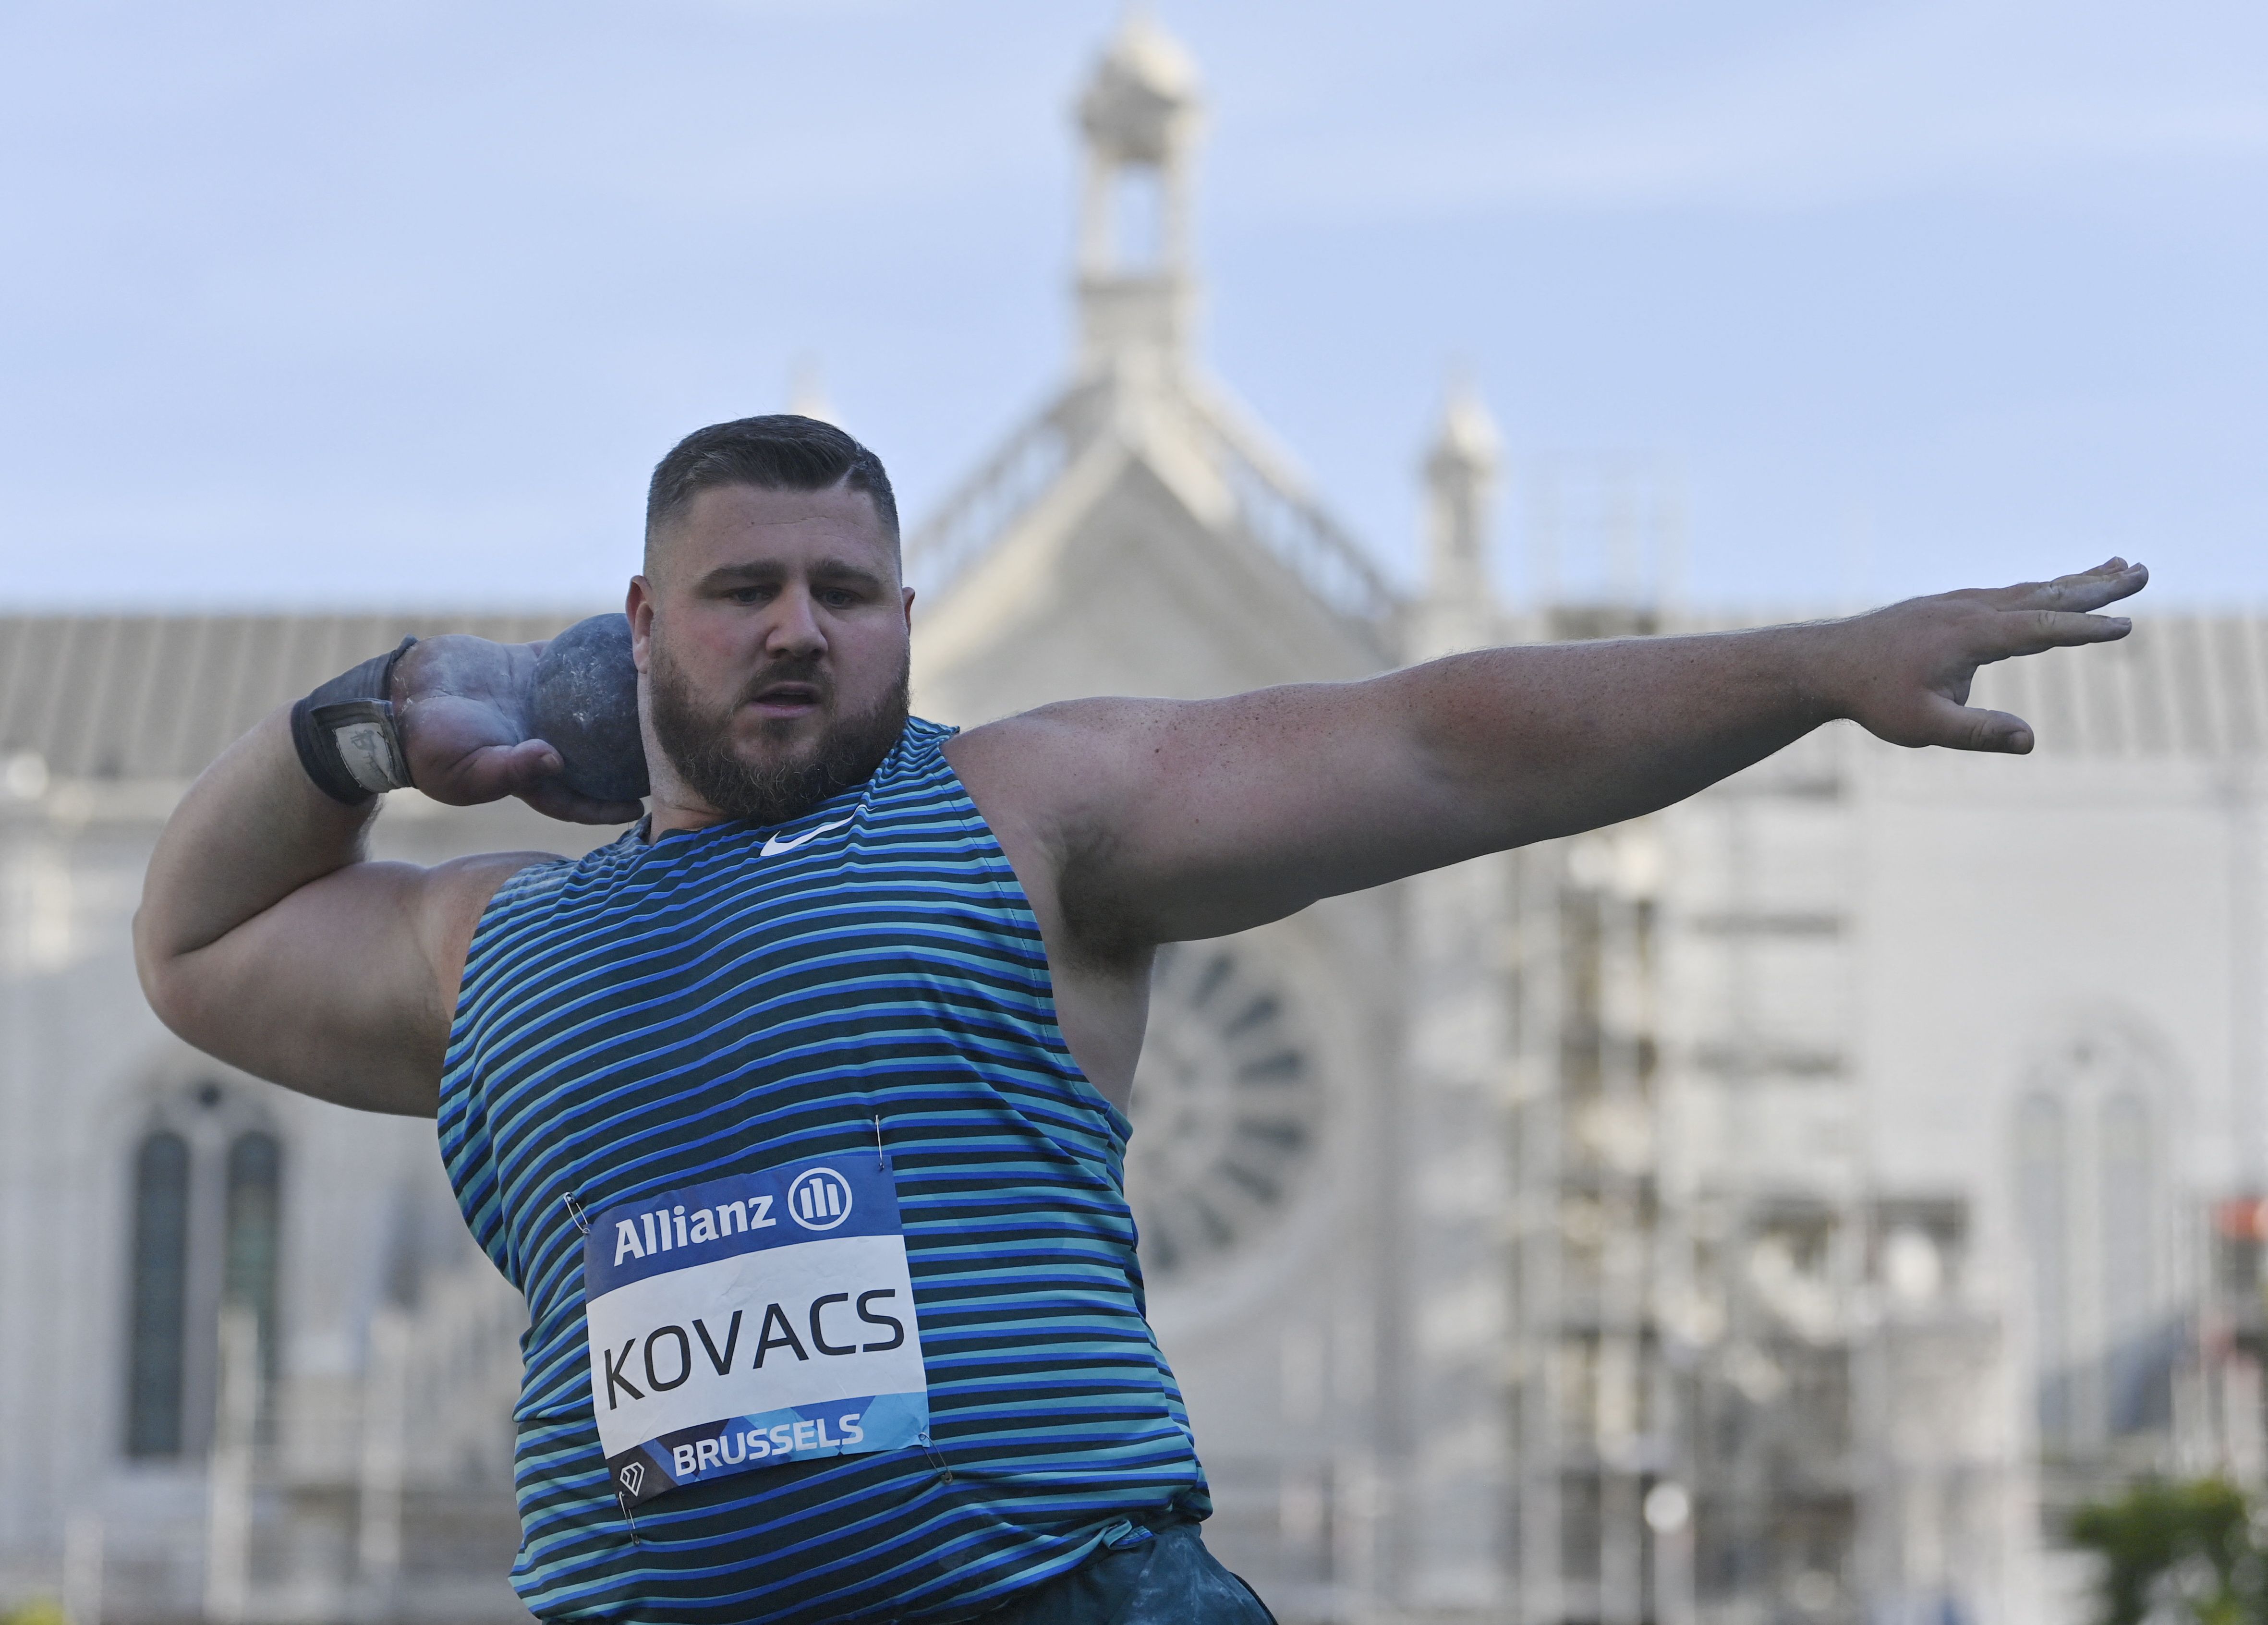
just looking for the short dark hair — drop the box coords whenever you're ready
[644,415,899,566]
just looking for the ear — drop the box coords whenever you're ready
[901,586,916,632]
[627,577,656,673]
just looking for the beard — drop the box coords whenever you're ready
[646,637,909,827]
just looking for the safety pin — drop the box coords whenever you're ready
[917,1429,953,1485]
[562,1190,592,1235]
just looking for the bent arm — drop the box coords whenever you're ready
[134,706,542,1116]
[959,561,2145,953]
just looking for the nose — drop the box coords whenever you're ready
[762,585,827,660]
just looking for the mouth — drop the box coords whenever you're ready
[746,680,824,720]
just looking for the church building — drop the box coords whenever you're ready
[1,16,2263,1625]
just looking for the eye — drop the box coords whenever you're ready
[817,587,860,609]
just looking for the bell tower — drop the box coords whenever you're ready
[1420,376,1503,642]
[1074,11,1201,384]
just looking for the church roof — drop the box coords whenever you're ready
[904,379,1402,663]
[0,611,582,784]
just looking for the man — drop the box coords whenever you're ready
[137,415,2145,1624]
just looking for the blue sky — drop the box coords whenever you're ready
[1,0,2261,612]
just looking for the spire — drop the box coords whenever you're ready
[1073,10,1203,383]
[1423,374,1501,606]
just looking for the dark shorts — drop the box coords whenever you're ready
[977,1524,1276,1625]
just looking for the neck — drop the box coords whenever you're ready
[643,792,736,841]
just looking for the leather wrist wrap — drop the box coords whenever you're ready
[290,637,418,803]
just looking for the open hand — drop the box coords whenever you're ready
[1825,558,2147,752]
[390,635,646,824]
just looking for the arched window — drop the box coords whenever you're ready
[125,1130,192,1457]
[2014,1030,2175,1459]
[224,1130,282,1392]
[121,1091,286,1460]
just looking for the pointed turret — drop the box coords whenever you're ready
[1422,376,1501,616]
[1074,10,1203,383]
[909,12,1397,680]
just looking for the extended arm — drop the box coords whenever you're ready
[134,635,640,1115]
[955,560,2147,956]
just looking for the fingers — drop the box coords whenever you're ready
[449,738,562,801]
[2001,558,2149,614]
[413,733,645,824]
[1925,696,2035,755]
[516,779,646,826]
[1993,607,2135,657]
[484,738,644,825]
[1852,564,2142,755]
[418,738,561,808]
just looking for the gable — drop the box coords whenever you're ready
[910,438,1389,728]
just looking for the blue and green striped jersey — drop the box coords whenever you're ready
[437,718,1209,1623]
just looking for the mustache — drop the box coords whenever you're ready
[735,658,833,706]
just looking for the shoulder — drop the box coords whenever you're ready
[941,701,1187,963]
[417,849,570,1020]
[943,700,1180,845]
[424,848,566,917]
[945,691,1320,830]
[943,698,1179,791]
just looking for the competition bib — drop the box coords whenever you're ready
[582,1153,929,1506]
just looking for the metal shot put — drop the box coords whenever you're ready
[135,414,2147,1625]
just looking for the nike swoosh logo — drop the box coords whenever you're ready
[760,815,854,858]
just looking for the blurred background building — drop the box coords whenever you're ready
[2,15,2263,1625]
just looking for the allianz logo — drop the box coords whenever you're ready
[608,1165,857,1265]
[786,1167,853,1231]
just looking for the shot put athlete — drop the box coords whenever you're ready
[136,415,2147,1625]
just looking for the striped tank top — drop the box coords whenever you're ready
[437,718,1210,1624]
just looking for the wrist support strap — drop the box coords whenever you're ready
[290,637,418,803]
